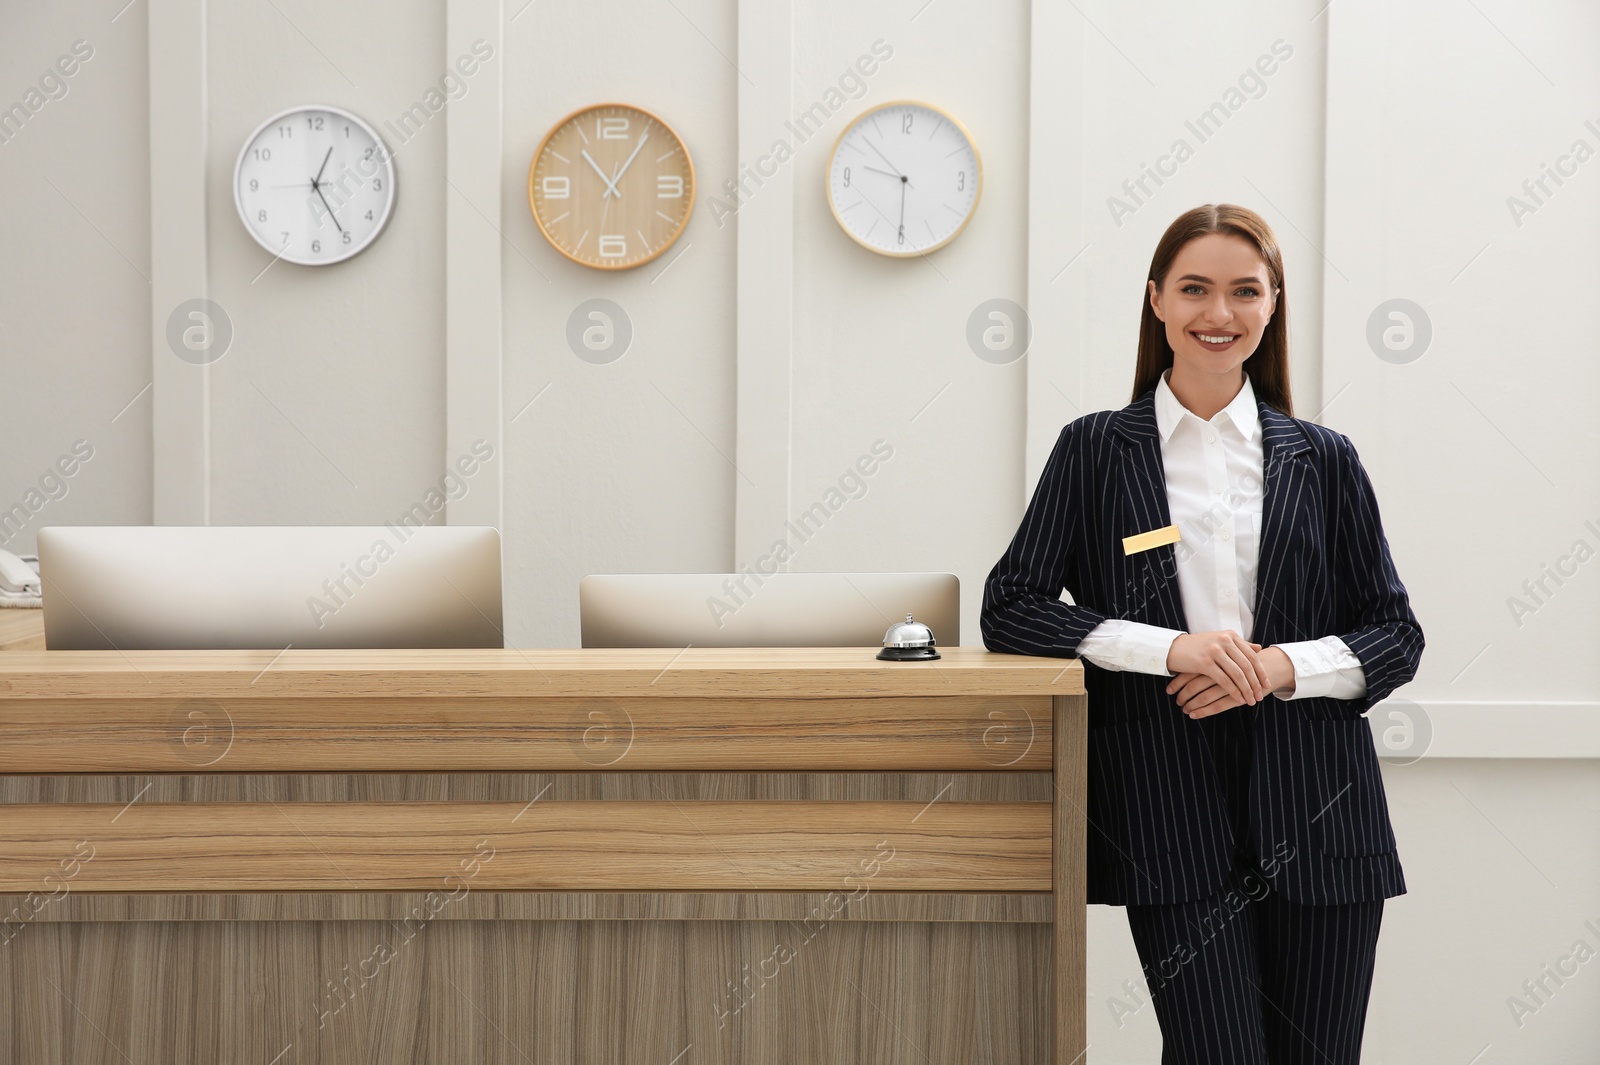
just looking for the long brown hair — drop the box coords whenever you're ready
[1130,204,1293,416]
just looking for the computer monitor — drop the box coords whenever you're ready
[578,571,959,649]
[37,525,503,650]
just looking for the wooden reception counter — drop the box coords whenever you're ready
[0,646,1086,1065]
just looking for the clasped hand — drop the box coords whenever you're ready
[1164,632,1294,720]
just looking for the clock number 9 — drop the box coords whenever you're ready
[842,167,851,188]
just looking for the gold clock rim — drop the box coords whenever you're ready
[527,101,697,272]
[825,98,983,259]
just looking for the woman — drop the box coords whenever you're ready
[980,204,1423,1064]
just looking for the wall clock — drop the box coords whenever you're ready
[527,103,695,270]
[827,101,981,257]
[233,104,396,266]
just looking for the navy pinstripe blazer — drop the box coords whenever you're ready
[980,386,1424,907]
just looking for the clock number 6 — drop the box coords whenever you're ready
[599,235,626,258]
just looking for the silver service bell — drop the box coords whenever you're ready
[877,613,940,661]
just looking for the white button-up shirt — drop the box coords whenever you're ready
[1074,368,1366,700]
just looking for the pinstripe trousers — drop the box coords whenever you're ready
[1123,704,1385,1064]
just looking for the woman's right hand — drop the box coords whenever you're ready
[1165,631,1270,706]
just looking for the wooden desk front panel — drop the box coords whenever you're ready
[2,769,1063,1065]
[6,916,1053,1065]
[0,650,1086,1064]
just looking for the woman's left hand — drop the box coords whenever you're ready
[1168,644,1296,719]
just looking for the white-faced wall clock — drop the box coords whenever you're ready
[527,102,696,270]
[233,105,397,266]
[827,100,981,257]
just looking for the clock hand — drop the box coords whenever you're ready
[863,163,913,191]
[312,146,334,188]
[897,180,906,245]
[581,149,622,199]
[864,138,905,180]
[606,131,651,194]
[314,184,345,234]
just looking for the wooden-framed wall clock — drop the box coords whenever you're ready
[826,100,981,257]
[233,104,397,266]
[527,103,696,270]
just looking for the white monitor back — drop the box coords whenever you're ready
[579,571,959,649]
[38,525,503,650]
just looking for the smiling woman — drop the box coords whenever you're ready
[981,203,1424,1065]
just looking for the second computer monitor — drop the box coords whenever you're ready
[578,571,958,649]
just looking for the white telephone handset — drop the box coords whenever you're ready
[0,548,41,597]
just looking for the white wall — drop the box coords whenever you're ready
[499,0,738,645]
[0,5,151,552]
[203,0,449,529]
[3,0,1598,1061]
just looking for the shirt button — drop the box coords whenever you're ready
[1222,587,1234,598]
[1221,529,1232,541]
[1207,432,1217,444]
[1211,485,1222,495]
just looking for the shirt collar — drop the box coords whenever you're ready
[1154,367,1261,444]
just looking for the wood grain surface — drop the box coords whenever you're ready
[3,918,1052,1065]
[0,645,1085,698]
[0,799,1051,893]
[0,607,43,651]
[0,769,1053,805]
[1054,693,1090,1063]
[0,694,1053,772]
[0,890,1053,924]
[0,640,1087,1063]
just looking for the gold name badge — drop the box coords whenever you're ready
[1122,524,1181,556]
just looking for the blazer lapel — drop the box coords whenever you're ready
[1252,401,1313,644]
[1111,390,1187,632]
[1109,388,1314,642]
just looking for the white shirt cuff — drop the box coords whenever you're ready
[1074,619,1183,677]
[1275,636,1367,701]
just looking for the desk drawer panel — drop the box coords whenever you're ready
[0,695,1053,772]
[0,799,1052,893]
